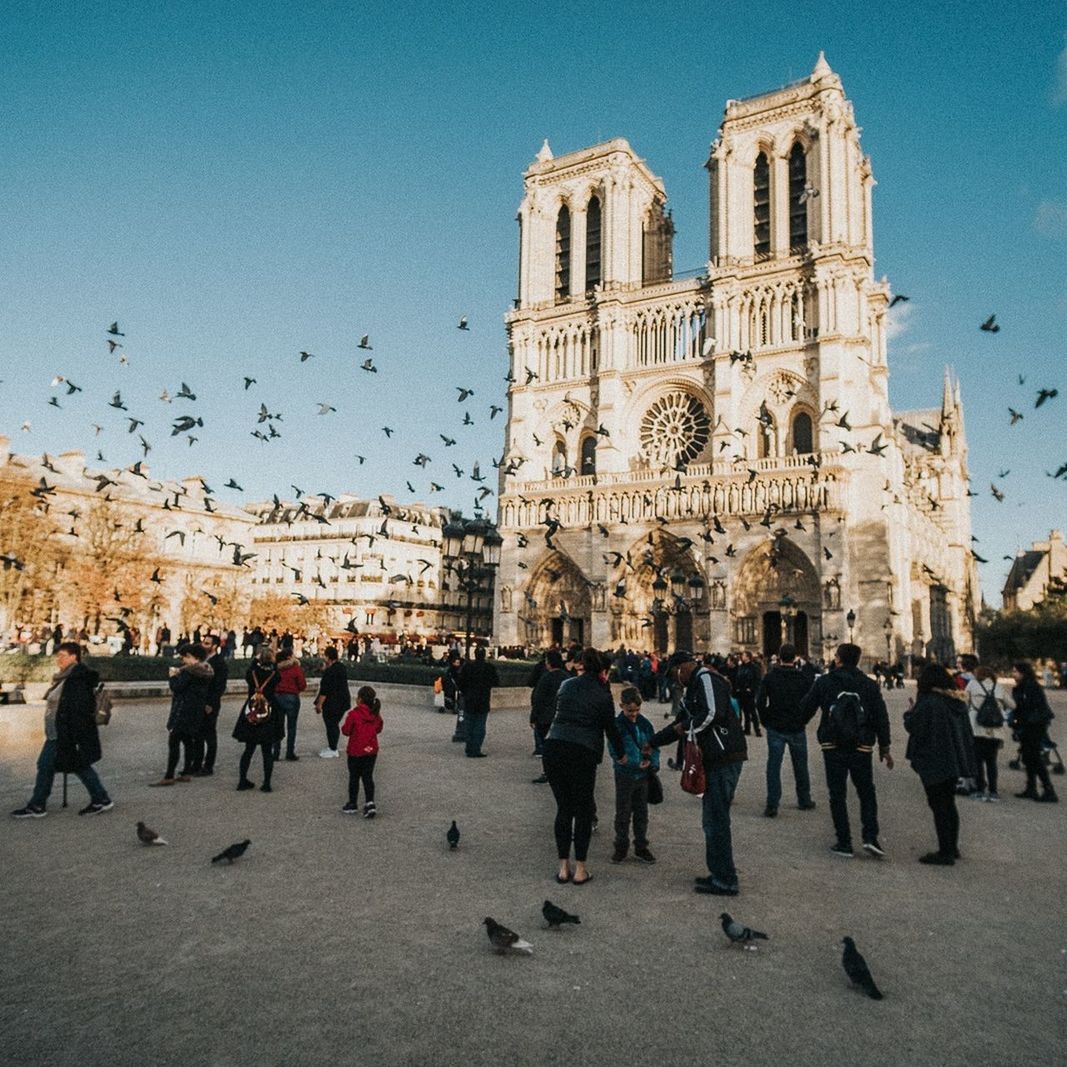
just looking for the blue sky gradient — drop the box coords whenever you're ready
[1,2,1064,604]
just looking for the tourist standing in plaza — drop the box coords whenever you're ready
[341,685,383,817]
[152,643,213,787]
[964,665,1012,801]
[11,642,113,818]
[530,649,567,782]
[458,645,500,757]
[645,652,747,896]
[234,646,280,792]
[542,647,624,885]
[798,643,892,858]
[189,633,228,776]
[755,643,817,817]
[1011,661,1058,803]
[735,651,763,737]
[315,645,351,758]
[273,648,307,761]
[903,664,977,865]
[608,687,659,864]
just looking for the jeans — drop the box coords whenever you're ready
[464,711,488,756]
[323,711,342,752]
[823,748,879,846]
[613,772,650,850]
[702,761,743,889]
[239,741,273,786]
[273,694,300,759]
[30,739,109,809]
[543,739,599,861]
[739,693,761,735]
[924,777,960,857]
[765,727,812,809]
[347,754,377,804]
[973,736,1000,794]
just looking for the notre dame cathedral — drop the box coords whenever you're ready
[493,53,979,665]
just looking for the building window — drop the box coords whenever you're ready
[753,152,771,257]
[580,436,596,476]
[788,144,808,250]
[552,439,567,475]
[791,411,813,454]
[555,204,571,302]
[585,195,601,290]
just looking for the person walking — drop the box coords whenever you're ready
[608,687,659,864]
[798,643,892,859]
[11,642,113,818]
[903,664,977,865]
[151,643,214,787]
[755,643,817,817]
[340,685,383,817]
[315,646,351,758]
[458,645,500,757]
[964,665,1012,801]
[542,647,625,885]
[273,648,307,761]
[644,652,747,896]
[1011,661,1058,802]
[189,633,228,776]
[530,649,567,783]
[234,647,280,792]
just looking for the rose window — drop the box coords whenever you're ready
[640,392,711,467]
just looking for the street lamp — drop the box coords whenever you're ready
[846,608,856,642]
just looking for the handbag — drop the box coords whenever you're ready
[680,729,706,796]
[433,689,445,709]
[646,770,664,805]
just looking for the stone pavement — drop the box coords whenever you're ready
[1,687,1064,1067]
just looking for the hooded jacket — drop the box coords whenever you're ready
[904,687,977,785]
[275,656,307,697]
[341,702,383,756]
[167,660,214,735]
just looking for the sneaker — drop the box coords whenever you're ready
[285,754,299,762]
[195,769,214,777]
[11,805,46,818]
[319,749,337,759]
[341,802,359,814]
[1036,792,1059,803]
[763,806,778,818]
[918,852,955,866]
[260,784,272,793]
[591,816,599,834]
[971,790,988,801]
[986,792,1000,802]
[830,842,854,858]
[634,847,657,864]
[237,780,255,791]
[363,802,376,819]
[798,801,817,811]
[79,800,113,815]
[611,846,628,863]
[694,882,738,896]
[531,774,549,784]
[862,839,885,858]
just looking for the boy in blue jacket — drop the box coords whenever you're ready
[609,687,660,864]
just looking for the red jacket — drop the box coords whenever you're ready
[341,702,383,756]
[275,660,307,696]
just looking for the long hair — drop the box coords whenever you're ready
[1013,661,1037,684]
[357,685,381,715]
[917,664,955,694]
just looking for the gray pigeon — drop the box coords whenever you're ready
[136,821,167,846]
[720,912,768,946]
[542,900,580,929]
[483,917,532,955]
[841,936,883,999]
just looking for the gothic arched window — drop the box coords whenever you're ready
[788,144,808,250]
[585,195,602,290]
[791,411,814,454]
[580,435,597,476]
[552,439,567,475]
[753,152,771,257]
[555,205,571,302]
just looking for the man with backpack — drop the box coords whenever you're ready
[798,643,892,858]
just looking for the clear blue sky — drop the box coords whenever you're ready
[1,1,1064,605]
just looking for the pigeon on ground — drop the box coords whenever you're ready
[212,840,251,864]
[720,912,768,946]
[483,917,533,955]
[542,900,580,929]
[136,821,167,845]
[447,820,460,850]
[841,936,883,999]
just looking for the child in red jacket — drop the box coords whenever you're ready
[340,686,383,818]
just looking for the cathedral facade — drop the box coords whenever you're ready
[494,54,979,665]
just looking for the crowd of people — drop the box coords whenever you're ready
[7,634,1061,894]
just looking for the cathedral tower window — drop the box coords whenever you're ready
[791,411,814,454]
[753,152,771,258]
[555,205,571,302]
[580,436,597,476]
[788,144,808,250]
[585,195,602,290]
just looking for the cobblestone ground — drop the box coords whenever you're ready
[2,686,1064,1067]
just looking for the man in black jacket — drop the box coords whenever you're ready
[797,643,893,858]
[530,650,567,783]
[644,652,747,896]
[735,651,763,737]
[314,645,352,758]
[458,645,500,757]
[190,633,229,776]
[756,643,817,817]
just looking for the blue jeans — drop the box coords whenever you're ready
[765,727,812,809]
[30,739,109,809]
[273,694,300,758]
[465,711,488,756]
[702,761,743,889]
[823,749,879,846]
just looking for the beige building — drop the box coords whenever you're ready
[1002,531,1067,612]
[494,54,979,664]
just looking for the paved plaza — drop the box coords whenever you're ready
[2,686,1064,1067]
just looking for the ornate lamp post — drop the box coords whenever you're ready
[846,608,856,643]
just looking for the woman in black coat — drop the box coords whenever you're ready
[314,645,351,757]
[1011,661,1058,802]
[234,647,280,792]
[152,643,214,786]
[904,664,977,865]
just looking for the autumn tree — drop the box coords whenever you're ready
[249,592,334,638]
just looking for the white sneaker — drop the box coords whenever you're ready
[319,749,339,759]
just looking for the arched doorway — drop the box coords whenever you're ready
[523,552,591,648]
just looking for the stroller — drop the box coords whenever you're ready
[1008,731,1065,775]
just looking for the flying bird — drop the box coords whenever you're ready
[137,821,167,846]
[1035,388,1058,408]
[299,351,314,362]
[1008,408,1023,426]
[107,322,125,337]
[457,317,469,331]
[542,900,580,929]
[316,403,337,415]
[211,840,251,865]
[483,917,533,955]
[489,405,503,419]
[841,936,883,1000]
[979,314,999,333]
[456,387,474,402]
[888,294,909,307]
[361,358,377,373]
[358,335,372,350]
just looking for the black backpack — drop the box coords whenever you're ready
[974,682,1004,729]
[827,690,869,748]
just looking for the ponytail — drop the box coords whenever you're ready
[357,685,381,715]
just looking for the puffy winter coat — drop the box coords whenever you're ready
[904,688,977,785]
[341,702,383,756]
